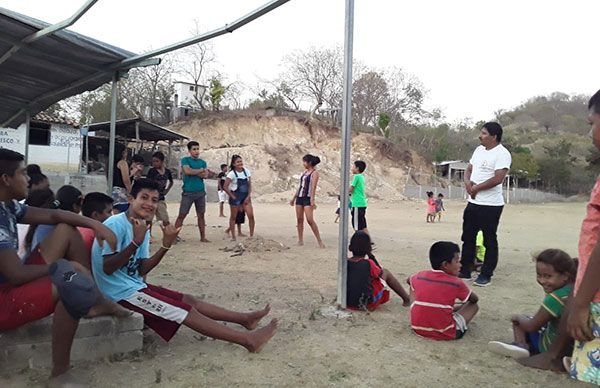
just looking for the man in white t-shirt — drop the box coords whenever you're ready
[458,122,511,287]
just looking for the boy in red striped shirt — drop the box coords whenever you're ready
[409,241,479,340]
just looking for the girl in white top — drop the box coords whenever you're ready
[223,155,254,241]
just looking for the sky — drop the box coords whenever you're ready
[1,0,599,122]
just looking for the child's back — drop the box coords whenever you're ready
[410,269,471,340]
[347,256,389,311]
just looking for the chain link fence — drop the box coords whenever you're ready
[404,184,564,203]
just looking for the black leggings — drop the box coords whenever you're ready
[460,202,504,278]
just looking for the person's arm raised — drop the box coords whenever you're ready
[101,218,147,275]
[138,223,182,276]
[22,207,116,251]
[0,250,48,286]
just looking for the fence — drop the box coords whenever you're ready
[403,184,565,204]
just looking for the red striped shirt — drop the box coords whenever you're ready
[410,270,471,340]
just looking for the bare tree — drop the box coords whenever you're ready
[176,20,216,110]
[280,46,343,118]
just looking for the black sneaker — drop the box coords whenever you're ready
[458,272,472,280]
[474,274,492,287]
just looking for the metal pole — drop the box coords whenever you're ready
[24,111,30,165]
[337,0,354,308]
[107,73,118,194]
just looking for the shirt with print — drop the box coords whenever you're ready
[410,269,472,340]
[181,157,207,193]
[0,200,28,285]
[538,284,572,353]
[227,168,251,192]
[577,175,600,303]
[351,174,367,208]
[217,172,226,191]
[147,167,173,201]
[91,213,150,301]
[468,144,512,206]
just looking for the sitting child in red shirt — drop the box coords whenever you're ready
[346,231,410,310]
[409,241,479,340]
[79,192,115,255]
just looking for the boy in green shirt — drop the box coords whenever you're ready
[175,141,209,242]
[350,160,369,235]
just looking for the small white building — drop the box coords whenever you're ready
[0,113,81,172]
[172,81,207,120]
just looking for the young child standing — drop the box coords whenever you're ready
[426,191,436,223]
[435,193,445,222]
[346,231,410,310]
[409,241,479,340]
[217,164,228,218]
[350,161,369,235]
[224,155,255,241]
[488,249,576,359]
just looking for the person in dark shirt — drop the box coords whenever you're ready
[346,231,410,310]
[147,152,173,242]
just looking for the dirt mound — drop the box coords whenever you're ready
[170,113,432,202]
[221,236,289,256]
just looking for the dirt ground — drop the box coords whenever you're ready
[3,199,588,387]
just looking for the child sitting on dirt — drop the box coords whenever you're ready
[92,178,278,352]
[346,231,410,310]
[488,249,576,359]
[409,241,479,340]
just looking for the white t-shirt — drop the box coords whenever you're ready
[227,168,251,192]
[468,144,511,206]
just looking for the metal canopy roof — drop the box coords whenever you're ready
[87,118,188,142]
[0,6,136,128]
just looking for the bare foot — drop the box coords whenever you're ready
[48,369,86,388]
[238,233,247,237]
[87,299,132,319]
[231,238,237,242]
[517,352,566,372]
[200,239,211,243]
[244,318,278,353]
[219,215,226,218]
[243,304,271,330]
[297,241,304,246]
[318,242,326,249]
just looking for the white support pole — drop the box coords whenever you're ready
[24,111,30,165]
[107,73,118,194]
[337,0,354,308]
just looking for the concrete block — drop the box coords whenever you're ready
[0,313,143,346]
[0,313,144,371]
[0,331,143,371]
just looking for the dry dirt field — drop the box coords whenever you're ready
[3,199,589,387]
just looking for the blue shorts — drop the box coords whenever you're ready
[526,331,541,354]
[229,191,248,207]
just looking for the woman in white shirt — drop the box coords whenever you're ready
[223,155,254,241]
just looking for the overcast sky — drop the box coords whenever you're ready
[2,0,598,121]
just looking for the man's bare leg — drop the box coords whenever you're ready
[457,302,479,324]
[50,300,77,377]
[182,295,270,329]
[518,296,573,371]
[197,212,209,242]
[183,309,278,353]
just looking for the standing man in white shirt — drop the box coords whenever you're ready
[459,122,512,287]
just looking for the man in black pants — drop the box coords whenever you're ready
[459,122,512,287]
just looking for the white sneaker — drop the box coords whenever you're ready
[487,341,530,359]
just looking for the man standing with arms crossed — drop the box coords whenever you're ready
[175,141,210,242]
[459,122,511,287]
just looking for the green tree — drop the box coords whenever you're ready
[511,152,539,181]
[538,157,571,192]
[377,113,391,138]
[208,78,226,111]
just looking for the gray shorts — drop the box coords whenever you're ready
[179,191,206,216]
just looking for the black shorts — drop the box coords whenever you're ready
[295,197,311,207]
[351,207,367,230]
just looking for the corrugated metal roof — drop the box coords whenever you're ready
[87,117,188,142]
[0,6,136,128]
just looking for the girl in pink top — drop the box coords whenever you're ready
[426,191,436,223]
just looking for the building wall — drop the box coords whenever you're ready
[173,82,204,109]
[0,123,81,172]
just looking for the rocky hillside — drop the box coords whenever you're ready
[169,113,432,202]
